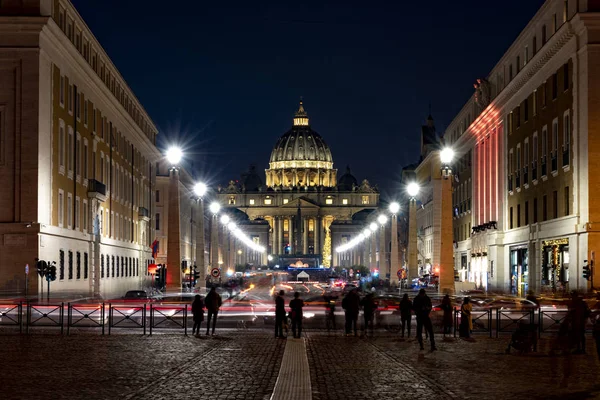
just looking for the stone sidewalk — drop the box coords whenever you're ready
[1,331,599,399]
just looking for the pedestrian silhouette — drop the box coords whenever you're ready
[275,290,286,339]
[205,286,222,336]
[361,292,377,337]
[441,294,453,336]
[412,289,436,351]
[400,293,412,338]
[289,292,304,338]
[191,294,204,336]
[342,289,360,336]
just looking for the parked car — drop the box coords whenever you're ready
[122,290,148,300]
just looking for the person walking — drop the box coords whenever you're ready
[361,292,377,337]
[441,294,453,336]
[205,286,222,336]
[191,294,204,336]
[275,290,286,338]
[399,293,412,338]
[459,297,473,338]
[412,289,436,351]
[342,288,360,336]
[569,291,590,354]
[289,292,304,338]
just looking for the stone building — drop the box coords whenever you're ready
[444,0,600,294]
[216,101,396,278]
[0,0,159,298]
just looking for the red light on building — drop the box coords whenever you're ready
[148,263,158,275]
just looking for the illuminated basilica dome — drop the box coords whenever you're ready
[266,101,337,187]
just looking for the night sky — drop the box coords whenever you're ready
[72,0,545,199]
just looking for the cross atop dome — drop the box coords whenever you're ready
[293,98,309,126]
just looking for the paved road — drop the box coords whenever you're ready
[1,331,599,400]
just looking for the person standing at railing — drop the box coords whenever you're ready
[191,295,204,336]
[205,287,222,336]
[569,291,590,354]
[412,289,436,351]
[342,289,360,337]
[289,292,304,339]
[441,294,453,336]
[459,297,472,338]
[399,293,412,338]
[360,292,377,337]
[275,290,286,339]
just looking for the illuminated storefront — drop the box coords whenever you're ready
[509,246,528,297]
[541,238,569,293]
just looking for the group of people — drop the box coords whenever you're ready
[190,286,223,336]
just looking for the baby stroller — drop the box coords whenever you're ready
[506,321,538,354]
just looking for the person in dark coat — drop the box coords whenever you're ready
[205,286,222,336]
[412,289,436,351]
[400,293,412,338]
[191,294,204,336]
[289,291,304,338]
[342,289,360,336]
[569,291,590,354]
[361,292,378,337]
[441,294,453,335]
[275,290,286,338]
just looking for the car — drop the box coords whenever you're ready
[122,290,148,300]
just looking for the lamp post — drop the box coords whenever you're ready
[439,147,455,294]
[389,202,400,286]
[209,202,221,283]
[166,146,183,292]
[377,214,388,281]
[193,182,207,288]
[406,182,420,288]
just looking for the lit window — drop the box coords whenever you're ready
[283,199,289,204]
[362,196,370,205]
[249,199,255,205]
[264,196,272,205]
[326,197,333,205]
[342,198,348,205]
[228,196,235,205]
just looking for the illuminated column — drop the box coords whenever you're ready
[229,230,235,268]
[167,168,182,291]
[196,198,206,284]
[210,214,219,270]
[303,217,309,254]
[370,228,377,273]
[277,217,283,255]
[439,148,455,295]
[288,216,294,253]
[379,224,386,277]
[315,216,321,254]
[408,199,418,284]
[390,213,399,285]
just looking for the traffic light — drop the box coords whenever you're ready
[583,260,591,281]
[36,259,47,278]
[48,265,57,281]
[193,266,199,283]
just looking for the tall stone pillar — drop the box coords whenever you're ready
[390,213,399,285]
[277,217,283,255]
[288,216,294,253]
[440,177,455,294]
[303,218,309,254]
[380,225,387,279]
[167,168,182,292]
[229,231,235,269]
[370,230,377,273]
[210,214,219,271]
[314,216,321,255]
[408,199,418,284]
[196,198,206,284]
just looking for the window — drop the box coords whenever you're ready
[112,256,115,277]
[542,25,547,45]
[83,140,88,182]
[76,135,81,181]
[67,127,73,176]
[533,36,537,54]
[342,198,348,205]
[83,200,88,232]
[264,196,272,205]
[84,101,88,125]
[533,90,537,116]
[228,196,235,205]
[92,109,96,133]
[283,198,289,204]
[515,106,521,128]
[155,190,160,203]
[552,74,558,100]
[508,112,513,134]
[543,195,548,221]
[523,99,529,122]
[76,251,81,279]
[249,199,255,205]
[525,201,529,225]
[553,191,558,219]
[517,56,521,73]
[361,195,369,205]
[509,64,513,81]
[541,82,547,107]
[542,125,548,163]
[155,213,160,230]
[59,250,65,280]
[533,133,538,168]
[533,198,538,223]
[524,139,529,184]
[75,197,80,230]
[76,91,81,120]
[59,121,65,174]
[59,76,65,106]
[563,112,571,166]
[525,45,529,64]
[84,252,88,280]
[326,197,333,205]
[553,13,557,33]
[552,119,558,154]
[58,190,64,227]
[116,257,120,278]
[563,63,569,91]
[67,193,73,229]
[510,207,513,229]
[68,250,73,280]
[563,0,568,22]
[517,204,521,227]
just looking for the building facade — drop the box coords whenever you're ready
[217,102,397,278]
[445,0,600,294]
[0,0,160,298]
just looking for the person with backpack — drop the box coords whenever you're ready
[205,286,222,336]
[412,289,436,351]
[191,294,204,336]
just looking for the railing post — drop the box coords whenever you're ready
[19,301,23,334]
[143,304,147,336]
[149,304,153,336]
[26,301,30,335]
[60,302,64,335]
[453,308,457,338]
[495,308,499,338]
[488,309,492,338]
[108,304,112,335]
[184,305,188,336]
[67,303,71,336]
[102,302,105,335]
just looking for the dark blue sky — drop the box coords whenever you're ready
[72,0,545,198]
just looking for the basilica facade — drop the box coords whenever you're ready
[216,102,388,274]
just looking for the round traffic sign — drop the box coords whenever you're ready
[210,267,220,278]
[397,269,402,278]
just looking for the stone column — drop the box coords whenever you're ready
[303,217,309,254]
[408,199,418,284]
[380,224,387,279]
[210,214,219,272]
[314,216,321,255]
[166,168,182,292]
[440,176,455,294]
[288,216,294,254]
[229,230,235,269]
[196,198,206,284]
[390,213,399,285]
[277,217,284,255]
[370,230,377,273]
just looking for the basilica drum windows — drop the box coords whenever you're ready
[326,196,333,205]
[249,199,255,205]
[362,195,370,205]
[264,196,272,205]
[342,198,348,205]
[228,196,235,205]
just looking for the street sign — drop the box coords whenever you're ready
[210,267,220,278]
[397,269,402,278]
[25,264,29,275]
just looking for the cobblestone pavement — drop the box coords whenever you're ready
[306,331,600,400]
[0,332,285,400]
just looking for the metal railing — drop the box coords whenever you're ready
[149,304,187,335]
[454,309,493,337]
[538,310,568,335]
[26,302,64,334]
[67,303,106,335]
[496,309,534,337]
[0,302,23,333]
[108,304,147,335]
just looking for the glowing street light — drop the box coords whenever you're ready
[369,222,378,232]
[363,228,372,237]
[166,146,183,166]
[377,214,388,225]
[209,202,221,215]
[407,182,420,198]
[267,255,273,261]
[220,214,230,225]
[440,147,455,164]
[193,182,207,198]
[389,202,400,214]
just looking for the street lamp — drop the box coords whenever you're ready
[407,182,420,199]
[209,201,221,215]
[166,146,183,167]
[377,214,388,226]
[440,147,454,179]
[389,202,400,286]
[220,214,230,225]
[363,228,372,237]
[389,202,400,214]
[406,181,420,289]
[193,182,207,198]
[369,222,378,232]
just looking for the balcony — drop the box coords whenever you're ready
[138,207,150,221]
[551,152,558,172]
[508,176,513,192]
[87,179,107,201]
[562,145,569,167]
